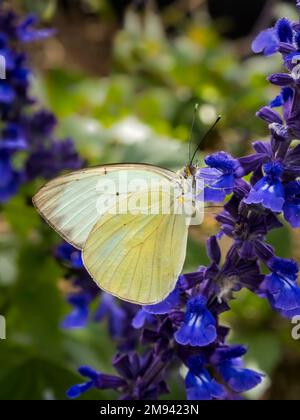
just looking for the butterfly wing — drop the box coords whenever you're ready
[83,190,189,304]
[33,164,178,250]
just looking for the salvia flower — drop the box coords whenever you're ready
[216,194,281,260]
[95,293,128,340]
[252,18,293,56]
[174,296,217,347]
[261,257,300,316]
[66,1,300,401]
[61,293,91,329]
[0,8,82,203]
[199,152,245,202]
[5,1,297,401]
[0,149,22,202]
[55,243,84,270]
[283,181,300,227]
[143,277,183,315]
[244,161,285,212]
[270,87,294,109]
[185,357,225,401]
[213,346,264,393]
[67,366,126,399]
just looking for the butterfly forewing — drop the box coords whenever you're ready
[33,164,179,250]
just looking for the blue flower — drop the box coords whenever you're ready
[217,193,280,261]
[16,15,55,42]
[218,359,264,393]
[210,345,264,393]
[0,33,15,70]
[0,123,27,151]
[131,308,156,329]
[262,257,300,313]
[0,81,15,104]
[112,351,171,400]
[95,293,127,339]
[0,8,82,200]
[283,181,300,228]
[174,296,217,347]
[198,152,244,202]
[270,87,294,108]
[0,150,22,202]
[144,277,182,314]
[185,357,224,401]
[279,306,300,319]
[55,243,84,270]
[244,161,285,212]
[25,138,82,180]
[252,18,293,56]
[29,110,57,137]
[67,366,125,399]
[61,293,91,329]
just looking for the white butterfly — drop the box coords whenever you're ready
[33,162,205,305]
[33,115,221,305]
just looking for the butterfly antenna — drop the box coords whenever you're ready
[190,115,221,166]
[188,103,200,163]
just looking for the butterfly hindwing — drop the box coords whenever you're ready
[83,190,189,304]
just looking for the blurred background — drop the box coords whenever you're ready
[0,0,299,400]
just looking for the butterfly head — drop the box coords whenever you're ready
[180,163,199,180]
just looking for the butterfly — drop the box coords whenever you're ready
[33,115,221,305]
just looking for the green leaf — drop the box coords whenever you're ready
[267,223,292,259]
[184,237,209,273]
[3,196,40,239]
[8,242,65,357]
[0,343,102,400]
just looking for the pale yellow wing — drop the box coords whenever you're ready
[83,191,189,305]
[33,164,179,250]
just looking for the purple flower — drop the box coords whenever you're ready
[55,243,84,270]
[244,161,285,212]
[132,309,156,329]
[0,33,15,70]
[185,357,224,401]
[61,293,91,329]
[252,18,293,56]
[0,150,22,202]
[198,152,244,202]
[219,359,263,393]
[283,181,300,227]
[112,351,171,400]
[0,8,82,199]
[212,345,264,393]
[268,73,294,87]
[40,0,300,401]
[270,87,294,108]
[284,144,300,177]
[67,366,125,399]
[144,277,183,315]
[16,15,55,42]
[95,293,128,340]
[0,123,27,151]
[256,106,284,125]
[261,257,300,313]
[216,194,280,260]
[0,81,15,103]
[175,296,217,347]
[28,110,57,138]
[25,139,82,180]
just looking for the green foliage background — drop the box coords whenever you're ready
[0,0,299,400]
